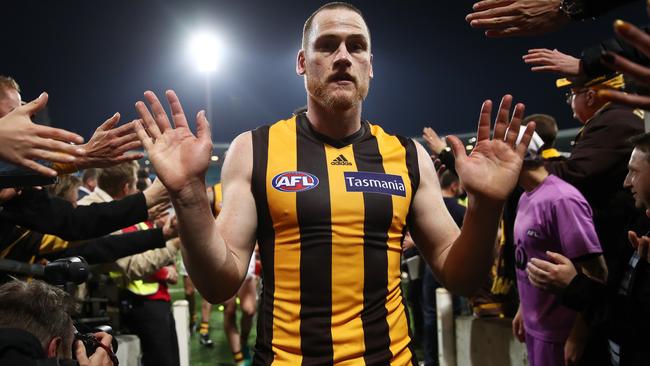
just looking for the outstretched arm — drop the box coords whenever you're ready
[133,90,257,303]
[465,0,570,38]
[73,113,144,169]
[598,20,650,109]
[522,48,582,76]
[411,95,534,295]
[0,92,85,176]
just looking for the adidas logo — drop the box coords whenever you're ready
[331,154,352,166]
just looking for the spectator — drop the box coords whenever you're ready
[546,73,643,266]
[0,175,171,275]
[78,169,99,200]
[512,128,607,366]
[78,162,179,366]
[48,175,82,208]
[0,279,114,366]
[78,162,178,281]
[0,76,143,178]
[0,84,83,177]
[526,132,650,365]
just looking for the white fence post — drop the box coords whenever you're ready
[173,299,190,366]
[437,288,456,366]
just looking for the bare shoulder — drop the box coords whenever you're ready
[222,131,253,182]
[411,139,437,186]
[412,139,429,158]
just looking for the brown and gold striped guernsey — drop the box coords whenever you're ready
[251,113,420,366]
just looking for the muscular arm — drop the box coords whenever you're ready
[173,133,258,304]
[411,96,533,296]
[410,142,501,296]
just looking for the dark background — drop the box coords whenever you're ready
[1,1,646,143]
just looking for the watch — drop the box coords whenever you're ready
[559,0,588,21]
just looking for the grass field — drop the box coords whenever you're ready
[170,285,256,366]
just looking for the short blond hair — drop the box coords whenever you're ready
[0,75,20,98]
[302,2,369,51]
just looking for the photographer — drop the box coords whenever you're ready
[0,279,115,366]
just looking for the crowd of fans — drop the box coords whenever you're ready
[1,1,650,366]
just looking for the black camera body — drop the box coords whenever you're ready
[73,325,119,365]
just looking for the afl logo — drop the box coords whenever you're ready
[272,171,319,193]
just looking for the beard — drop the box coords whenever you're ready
[307,74,369,111]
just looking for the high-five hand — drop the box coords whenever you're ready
[598,20,650,110]
[133,90,212,195]
[446,95,535,202]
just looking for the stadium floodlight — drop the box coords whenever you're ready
[189,31,222,72]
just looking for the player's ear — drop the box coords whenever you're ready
[296,50,306,76]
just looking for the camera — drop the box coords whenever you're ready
[73,325,119,366]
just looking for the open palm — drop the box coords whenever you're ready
[448,95,534,202]
[133,90,213,193]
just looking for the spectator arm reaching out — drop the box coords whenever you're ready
[466,0,570,37]
[522,48,582,76]
[0,93,85,176]
[73,113,144,170]
[599,20,650,109]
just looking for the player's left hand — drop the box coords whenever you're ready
[447,95,534,203]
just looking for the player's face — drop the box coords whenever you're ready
[0,88,21,118]
[624,148,650,209]
[298,8,373,111]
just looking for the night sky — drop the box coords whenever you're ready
[2,1,647,144]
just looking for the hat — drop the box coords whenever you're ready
[556,73,625,90]
[513,126,544,162]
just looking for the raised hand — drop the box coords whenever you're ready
[422,127,447,155]
[522,48,582,76]
[133,90,212,195]
[75,113,144,169]
[446,95,534,203]
[0,92,85,176]
[466,0,570,38]
[526,251,577,291]
[598,20,650,109]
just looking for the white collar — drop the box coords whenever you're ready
[93,187,115,202]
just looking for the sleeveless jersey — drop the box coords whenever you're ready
[211,182,223,217]
[250,113,420,366]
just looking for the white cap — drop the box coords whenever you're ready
[512,126,544,159]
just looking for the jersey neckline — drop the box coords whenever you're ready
[296,112,370,149]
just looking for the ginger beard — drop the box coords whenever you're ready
[305,65,370,111]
